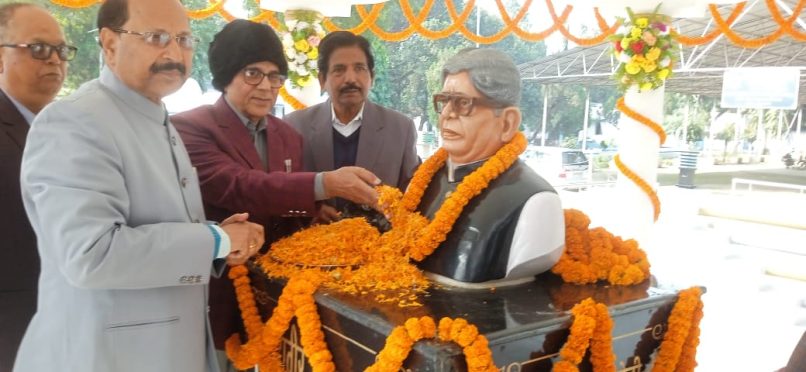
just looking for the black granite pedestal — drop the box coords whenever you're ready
[249,269,679,372]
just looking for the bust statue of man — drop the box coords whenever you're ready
[416,48,565,287]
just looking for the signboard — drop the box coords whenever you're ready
[721,67,801,110]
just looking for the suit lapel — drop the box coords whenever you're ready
[355,102,384,170]
[0,90,30,151]
[265,117,286,172]
[213,98,263,170]
[311,102,334,171]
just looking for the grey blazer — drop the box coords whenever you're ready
[284,100,420,190]
[14,68,221,372]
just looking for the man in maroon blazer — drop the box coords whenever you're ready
[0,4,72,370]
[172,20,380,371]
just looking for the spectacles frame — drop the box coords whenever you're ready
[0,43,77,61]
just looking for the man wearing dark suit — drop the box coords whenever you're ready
[284,31,420,220]
[0,4,73,370]
[171,20,381,371]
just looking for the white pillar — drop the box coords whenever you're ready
[612,85,664,244]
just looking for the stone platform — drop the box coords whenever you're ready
[249,268,678,372]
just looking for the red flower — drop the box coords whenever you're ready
[631,41,645,54]
[614,41,623,52]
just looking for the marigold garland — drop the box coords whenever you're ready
[551,209,651,285]
[651,287,704,372]
[614,95,665,223]
[613,154,662,222]
[279,86,307,111]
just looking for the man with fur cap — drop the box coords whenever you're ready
[172,20,381,371]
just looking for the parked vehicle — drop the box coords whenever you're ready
[783,152,796,168]
[522,146,590,188]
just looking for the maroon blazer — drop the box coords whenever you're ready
[0,89,38,372]
[172,97,316,348]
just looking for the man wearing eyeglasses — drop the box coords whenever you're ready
[284,31,420,222]
[14,0,265,372]
[171,20,381,372]
[0,4,73,371]
[416,48,565,287]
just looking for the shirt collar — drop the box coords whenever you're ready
[99,66,167,125]
[5,92,35,125]
[330,102,365,126]
[446,157,488,183]
[223,95,266,131]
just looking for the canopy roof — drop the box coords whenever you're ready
[518,0,806,105]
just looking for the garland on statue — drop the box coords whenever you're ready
[552,209,650,286]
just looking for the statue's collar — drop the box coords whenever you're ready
[446,157,490,183]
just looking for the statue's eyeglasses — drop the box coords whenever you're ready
[1,43,77,61]
[111,28,199,50]
[242,68,286,88]
[432,93,505,117]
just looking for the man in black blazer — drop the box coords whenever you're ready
[0,4,71,370]
[284,31,419,222]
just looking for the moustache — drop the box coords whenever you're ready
[150,62,187,75]
[339,84,361,93]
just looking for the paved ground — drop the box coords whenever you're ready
[559,163,806,372]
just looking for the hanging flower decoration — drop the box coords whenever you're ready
[280,10,326,89]
[611,7,678,92]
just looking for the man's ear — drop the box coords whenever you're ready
[317,72,326,95]
[499,106,521,142]
[98,28,117,67]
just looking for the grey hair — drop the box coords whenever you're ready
[0,3,38,44]
[441,48,521,107]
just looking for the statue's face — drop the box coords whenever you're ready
[437,71,508,164]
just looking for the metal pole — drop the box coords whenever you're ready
[475,7,480,48]
[541,85,549,147]
[798,106,803,149]
[683,101,690,147]
[582,87,590,150]
[757,108,764,154]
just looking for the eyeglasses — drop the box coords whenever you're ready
[111,28,199,50]
[242,68,286,88]
[433,93,505,117]
[0,43,77,61]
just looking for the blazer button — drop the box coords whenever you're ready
[171,136,177,146]
[180,177,188,188]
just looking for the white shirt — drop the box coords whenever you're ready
[330,102,364,137]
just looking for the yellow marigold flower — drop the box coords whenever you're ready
[625,62,641,75]
[646,47,661,61]
[620,38,631,50]
[658,68,671,79]
[306,47,319,60]
[636,18,649,28]
[641,61,657,73]
[294,39,310,52]
[640,82,654,91]
[630,27,642,39]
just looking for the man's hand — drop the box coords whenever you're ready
[312,204,340,225]
[322,166,380,206]
[220,213,264,266]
